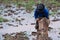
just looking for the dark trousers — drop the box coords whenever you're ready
[35,20,39,29]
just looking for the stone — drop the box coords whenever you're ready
[26,10,31,13]
[48,27,53,31]
[5,5,12,8]
[20,7,25,11]
[31,23,35,25]
[3,32,29,40]
[15,25,18,27]
[25,24,28,25]
[8,10,15,13]
[52,19,60,22]
[23,12,26,14]
[16,8,19,11]
[16,18,21,21]
[8,23,14,26]
[4,11,8,13]
[59,33,60,35]
[0,23,3,25]
[3,19,9,22]
[19,23,23,25]
[48,37,52,40]
[32,32,37,36]
[18,16,20,17]
[21,18,25,20]
[8,13,12,16]
[0,26,3,29]
[14,13,18,15]
[12,20,14,22]
[4,14,7,16]
[10,33,16,35]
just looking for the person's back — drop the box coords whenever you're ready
[34,3,49,29]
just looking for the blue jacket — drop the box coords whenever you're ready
[34,8,49,19]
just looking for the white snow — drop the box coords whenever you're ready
[0,4,60,40]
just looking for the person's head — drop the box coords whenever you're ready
[37,3,45,11]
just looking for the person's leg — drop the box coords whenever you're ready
[35,20,39,29]
[35,17,42,29]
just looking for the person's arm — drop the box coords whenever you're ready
[44,8,50,24]
[44,8,49,19]
[34,9,38,19]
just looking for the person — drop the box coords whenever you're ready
[34,3,49,29]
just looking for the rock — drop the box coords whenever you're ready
[0,23,3,25]
[3,33,15,40]
[48,37,52,40]
[14,13,18,15]
[3,19,9,22]
[48,27,53,31]
[21,18,25,20]
[52,19,60,22]
[59,33,60,35]
[2,33,9,37]
[7,23,18,27]
[32,38,36,40]
[19,23,23,25]
[16,8,19,11]
[25,24,28,25]
[4,14,7,16]
[10,33,16,35]
[58,36,60,38]
[4,11,8,13]
[8,13,12,16]
[18,16,20,17]
[16,18,21,21]
[5,5,12,8]
[3,32,29,40]
[8,10,15,13]
[31,23,35,25]
[23,12,26,14]
[15,25,18,27]
[32,32,37,36]
[16,32,25,36]
[0,26,3,29]
[8,23,14,26]
[20,7,25,11]
[26,10,31,13]
[17,4,22,8]
[12,20,14,22]
[15,32,29,40]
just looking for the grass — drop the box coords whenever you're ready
[0,16,4,22]
[0,16,9,22]
[49,11,57,16]
[0,0,60,11]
